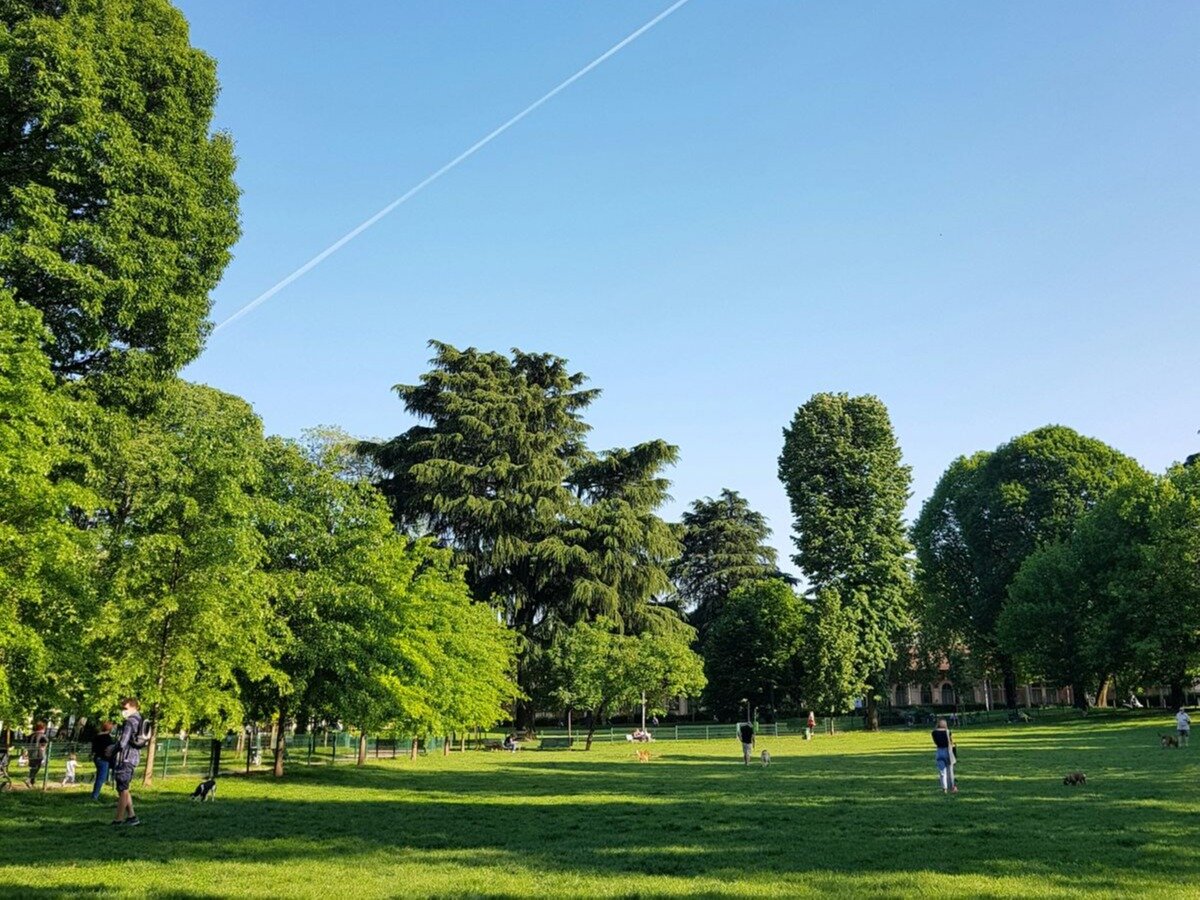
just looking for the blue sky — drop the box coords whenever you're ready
[179,1,1200,568]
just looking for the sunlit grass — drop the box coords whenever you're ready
[2,715,1197,897]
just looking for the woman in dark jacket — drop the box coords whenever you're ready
[931,718,957,794]
[90,721,115,801]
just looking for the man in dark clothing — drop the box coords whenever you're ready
[738,721,755,765]
[91,721,115,801]
[110,699,143,826]
[25,723,48,787]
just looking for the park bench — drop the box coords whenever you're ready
[481,739,504,751]
[539,737,573,750]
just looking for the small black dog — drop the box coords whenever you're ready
[190,778,217,802]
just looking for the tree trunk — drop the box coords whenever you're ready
[410,738,419,761]
[584,705,604,751]
[209,738,222,779]
[273,702,287,778]
[140,719,158,787]
[1071,681,1088,710]
[1096,675,1113,709]
[1001,660,1019,710]
[357,730,367,766]
[864,689,881,732]
[1169,680,1185,710]
[443,735,450,756]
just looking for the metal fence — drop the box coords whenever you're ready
[1,704,1101,790]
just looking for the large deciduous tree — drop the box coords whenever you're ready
[368,342,679,729]
[913,425,1144,709]
[701,579,804,720]
[87,381,273,783]
[672,489,786,639]
[778,393,912,729]
[0,290,92,720]
[0,0,240,391]
[552,618,705,750]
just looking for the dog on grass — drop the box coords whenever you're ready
[190,778,217,801]
[635,749,651,763]
[1161,734,1180,749]
[760,750,771,766]
[1063,771,1087,786]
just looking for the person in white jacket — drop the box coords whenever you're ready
[1176,708,1191,748]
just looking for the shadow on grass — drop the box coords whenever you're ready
[2,719,1197,891]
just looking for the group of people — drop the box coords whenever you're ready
[1,697,146,826]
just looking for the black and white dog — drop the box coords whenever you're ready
[190,778,217,802]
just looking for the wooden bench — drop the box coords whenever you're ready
[539,737,574,750]
[480,739,504,751]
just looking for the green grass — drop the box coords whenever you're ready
[3,717,1199,897]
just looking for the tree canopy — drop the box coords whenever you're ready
[0,0,240,390]
[913,425,1145,708]
[778,393,912,727]
[672,489,785,638]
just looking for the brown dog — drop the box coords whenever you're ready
[1062,771,1087,786]
[1162,734,1180,749]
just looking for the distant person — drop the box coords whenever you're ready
[931,718,957,794]
[806,711,816,739]
[109,698,144,826]
[1177,708,1191,748]
[738,721,755,765]
[91,721,115,801]
[25,723,48,787]
[502,733,519,752]
[63,753,78,786]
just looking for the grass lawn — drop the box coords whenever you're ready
[3,715,1198,897]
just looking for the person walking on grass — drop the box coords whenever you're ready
[1177,708,1191,748]
[738,720,755,765]
[25,723,48,788]
[932,718,957,794]
[110,699,144,826]
[91,721,115,801]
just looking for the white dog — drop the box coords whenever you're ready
[760,749,771,766]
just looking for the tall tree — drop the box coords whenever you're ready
[701,579,804,720]
[369,342,679,729]
[0,290,93,720]
[913,425,1144,709]
[87,380,273,783]
[0,0,240,392]
[778,393,912,729]
[998,475,1158,708]
[795,587,860,715]
[672,489,785,638]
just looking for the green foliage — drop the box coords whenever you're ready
[87,380,272,737]
[913,425,1145,704]
[0,290,92,719]
[369,342,682,724]
[701,579,803,719]
[672,488,785,637]
[255,437,516,755]
[998,474,1159,698]
[796,587,860,714]
[778,393,913,715]
[0,0,240,388]
[553,618,705,747]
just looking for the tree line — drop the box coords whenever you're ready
[3,1,1198,772]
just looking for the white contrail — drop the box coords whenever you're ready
[213,0,694,334]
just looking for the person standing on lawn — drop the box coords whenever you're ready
[738,720,755,765]
[1177,708,1191,748]
[932,718,957,794]
[25,723,48,787]
[91,721,115,801]
[110,699,144,826]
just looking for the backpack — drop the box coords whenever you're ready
[128,715,153,750]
